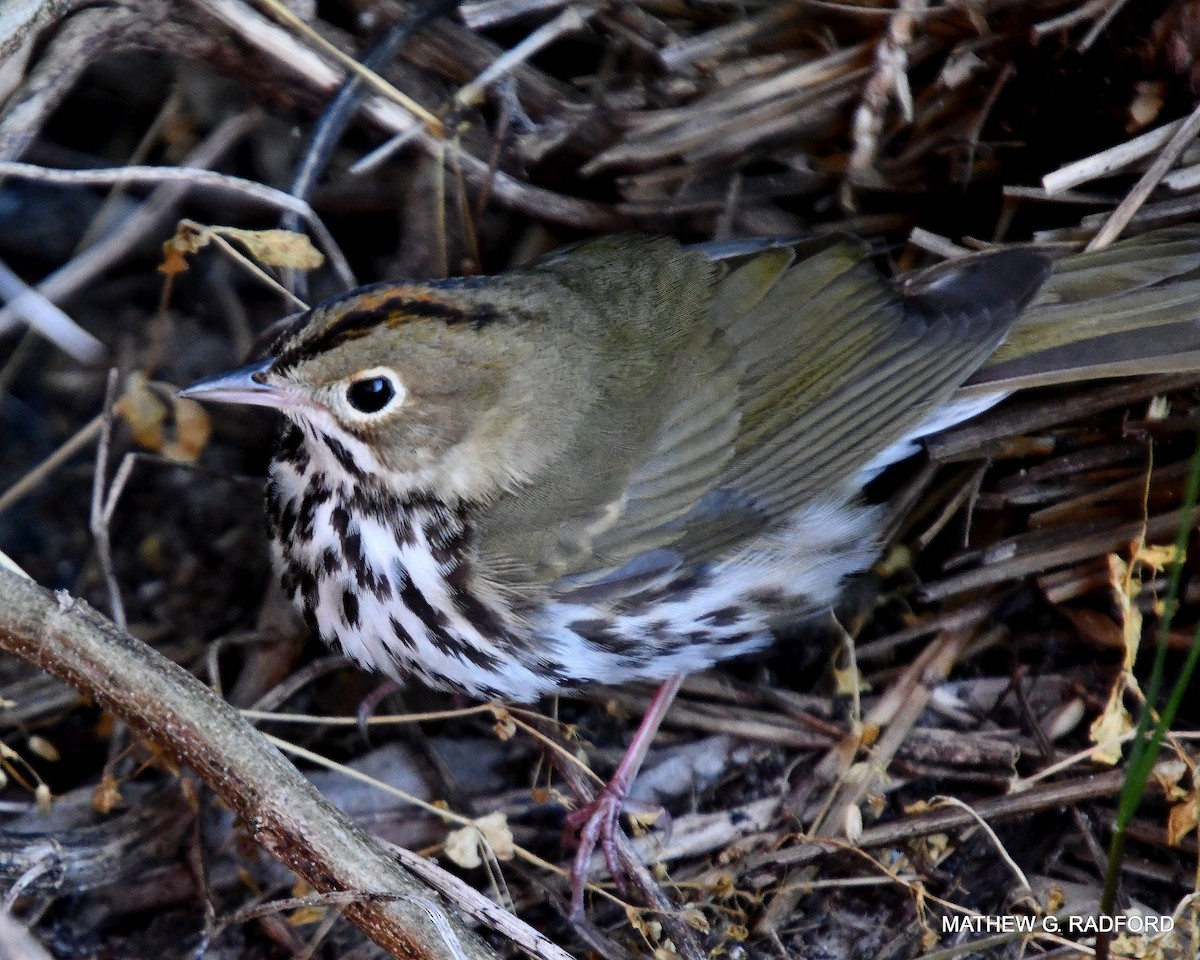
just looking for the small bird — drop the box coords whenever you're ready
[182,230,1200,912]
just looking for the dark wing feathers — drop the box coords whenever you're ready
[970,229,1200,392]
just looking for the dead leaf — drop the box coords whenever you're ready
[116,373,212,464]
[1153,758,1189,801]
[1089,677,1134,765]
[627,908,662,942]
[158,219,323,276]
[92,774,121,814]
[490,706,516,741]
[442,811,514,869]
[217,226,324,270]
[289,905,327,926]
[1134,543,1179,573]
[1167,794,1199,846]
[1107,553,1142,671]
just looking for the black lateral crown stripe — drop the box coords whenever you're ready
[277,292,502,366]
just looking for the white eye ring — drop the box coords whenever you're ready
[342,367,406,419]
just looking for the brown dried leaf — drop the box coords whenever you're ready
[490,706,516,741]
[164,397,212,463]
[1168,794,1200,847]
[1108,554,1142,671]
[442,811,514,869]
[289,906,328,926]
[116,374,212,464]
[92,774,122,814]
[1089,677,1133,765]
[159,221,208,276]
[215,227,324,270]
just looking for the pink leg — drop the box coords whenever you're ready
[356,677,402,741]
[565,674,683,917]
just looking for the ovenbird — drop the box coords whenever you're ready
[182,229,1200,911]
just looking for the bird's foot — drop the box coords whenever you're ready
[564,781,628,918]
[356,677,403,742]
[564,785,667,917]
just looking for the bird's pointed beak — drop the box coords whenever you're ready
[179,359,291,410]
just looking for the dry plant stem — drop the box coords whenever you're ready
[1043,117,1185,196]
[281,0,460,300]
[746,769,1128,875]
[90,372,126,630]
[0,110,262,336]
[192,0,620,230]
[459,0,573,30]
[937,373,1200,458]
[1032,0,1111,38]
[0,415,102,515]
[0,3,138,161]
[920,504,1198,602]
[0,571,504,960]
[845,0,924,189]
[1086,100,1200,251]
[0,787,191,895]
[760,629,975,932]
[1078,0,1132,53]
[658,1,806,71]
[387,844,575,960]
[454,6,595,109]
[817,629,979,831]
[0,160,355,288]
[0,257,102,361]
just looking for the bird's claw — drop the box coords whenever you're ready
[565,789,671,917]
[565,786,628,917]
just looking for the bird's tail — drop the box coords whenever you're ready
[964,228,1200,394]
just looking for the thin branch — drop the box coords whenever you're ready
[0,570,504,960]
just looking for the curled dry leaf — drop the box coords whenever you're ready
[489,705,516,741]
[1167,791,1200,847]
[117,373,212,463]
[160,220,325,274]
[1152,758,1189,801]
[1089,675,1134,765]
[1108,554,1142,672]
[218,227,325,270]
[442,811,515,870]
[92,773,122,814]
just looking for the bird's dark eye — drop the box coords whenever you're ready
[346,375,396,414]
